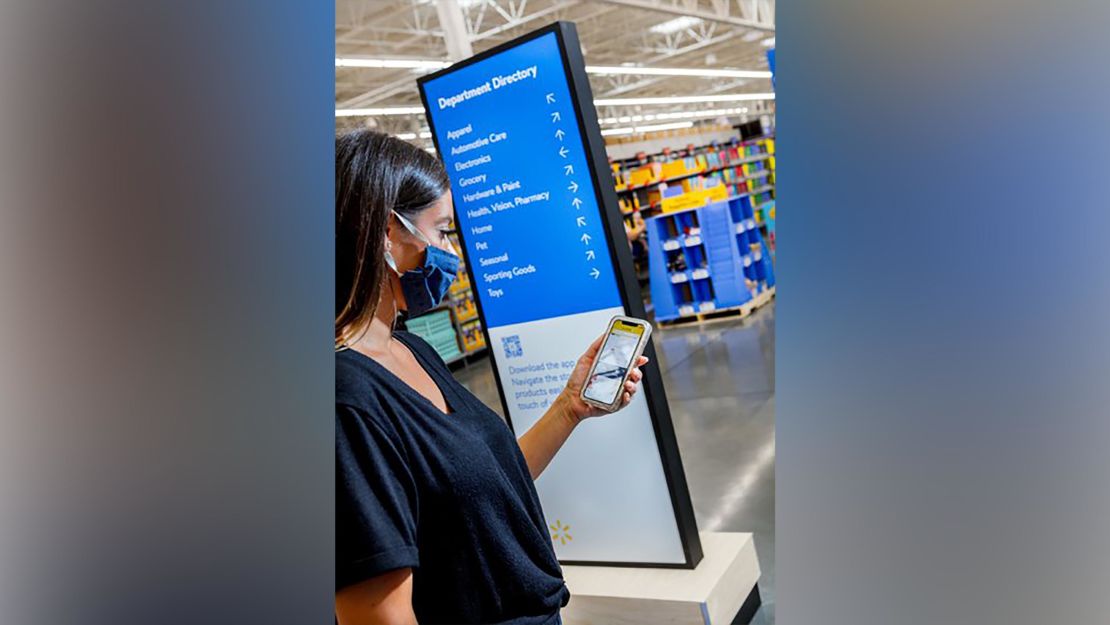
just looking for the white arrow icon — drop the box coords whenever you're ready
[567,180,578,192]
[555,129,565,141]
[581,233,592,244]
[576,216,586,227]
[558,146,569,158]
[589,268,600,279]
[571,197,583,209]
[586,249,596,260]
[551,111,561,122]
[546,93,555,104]
[564,164,573,175]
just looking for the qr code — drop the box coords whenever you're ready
[502,335,523,359]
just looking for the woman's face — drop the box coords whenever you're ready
[385,191,456,315]
[408,191,456,257]
[389,192,456,272]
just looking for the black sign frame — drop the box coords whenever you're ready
[417,21,703,570]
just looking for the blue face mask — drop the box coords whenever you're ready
[385,211,460,317]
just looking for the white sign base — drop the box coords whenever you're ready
[560,532,761,625]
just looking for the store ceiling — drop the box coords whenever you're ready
[336,0,776,141]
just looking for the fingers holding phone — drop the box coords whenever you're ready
[611,354,649,411]
[578,317,652,415]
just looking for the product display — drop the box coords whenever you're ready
[609,134,776,297]
[646,194,775,322]
[607,129,777,323]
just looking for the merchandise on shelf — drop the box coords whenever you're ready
[660,183,728,214]
[459,318,486,352]
[617,193,640,216]
[611,162,621,189]
[450,290,479,324]
[627,163,661,188]
[613,135,776,213]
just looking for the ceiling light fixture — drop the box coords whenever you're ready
[600,127,634,137]
[594,93,776,106]
[635,121,695,133]
[601,121,695,136]
[336,102,774,119]
[337,58,770,80]
[335,106,426,117]
[335,58,451,69]
[585,65,771,79]
[599,106,762,125]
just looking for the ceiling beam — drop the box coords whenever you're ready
[594,0,774,32]
[600,76,669,97]
[435,0,474,60]
[471,0,580,43]
[645,28,740,63]
[573,9,673,58]
[336,4,416,44]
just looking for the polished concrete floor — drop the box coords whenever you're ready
[454,303,776,624]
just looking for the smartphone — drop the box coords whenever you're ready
[579,316,653,413]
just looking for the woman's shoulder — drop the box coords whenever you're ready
[336,348,387,409]
[335,332,449,410]
[335,334,444,405]
[335,350,412,441]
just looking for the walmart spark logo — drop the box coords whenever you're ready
[549,519,573,545]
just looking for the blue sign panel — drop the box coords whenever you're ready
[419,32,621,329]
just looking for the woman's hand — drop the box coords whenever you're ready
[519,333,652,479]
[558,333,650,423]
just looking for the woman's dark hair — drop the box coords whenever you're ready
[336,130,449,347]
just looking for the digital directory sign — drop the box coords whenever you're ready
[419,22,700,568]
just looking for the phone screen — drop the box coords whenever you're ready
[582,320,645,405]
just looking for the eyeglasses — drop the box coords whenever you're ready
[393,211,458,257]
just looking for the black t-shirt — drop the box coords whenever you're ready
[336,332,570,625]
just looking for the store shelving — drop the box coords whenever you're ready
[609,131,776,322]
[610,135,776,214]
[404,307,463,363]
[615,156,771,195]
[646,195,775,323]
[609,133,774,166]
[754,198,776,258]
[728,194,776,292]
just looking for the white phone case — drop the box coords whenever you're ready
[579,315,652,413]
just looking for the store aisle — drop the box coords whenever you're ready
[454,303,776,624]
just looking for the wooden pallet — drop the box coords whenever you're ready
[658,285,775,327]
[752,285,776,308]
[659,302,752,326]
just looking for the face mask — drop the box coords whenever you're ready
[385,211,460,316]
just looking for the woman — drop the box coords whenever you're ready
[335,130,649,625]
